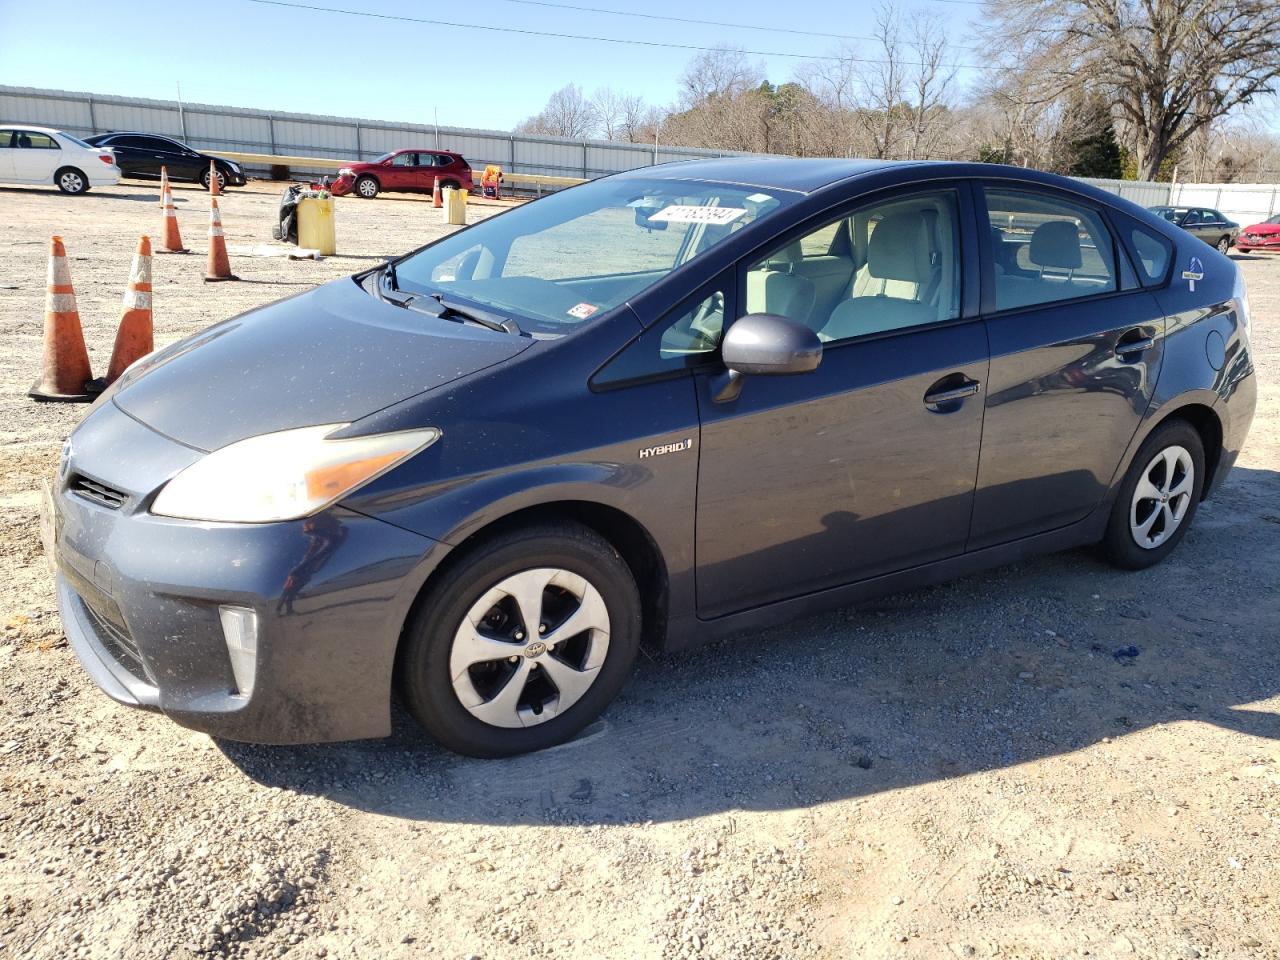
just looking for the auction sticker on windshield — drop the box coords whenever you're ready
[648,205,747,225]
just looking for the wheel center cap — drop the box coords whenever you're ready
[1161,493,1169,503]
[523,641,547,658]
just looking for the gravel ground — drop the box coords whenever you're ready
[0,179,1278,960]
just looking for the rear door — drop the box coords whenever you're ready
[11,130,62,182]
[103,135,151,178]
[693,184,988,618]
[969,184,1164,549]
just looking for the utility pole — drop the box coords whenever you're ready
[176,81,188,140]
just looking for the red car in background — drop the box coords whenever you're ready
[330,149,473,199]
[1237,214,1280,253]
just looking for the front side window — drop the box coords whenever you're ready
[744,189,962,342]
[390,153,417,167]
[394,177,792,336]
[984,188,1117,311]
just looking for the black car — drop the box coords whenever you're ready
[84,132,245,191]
[1149,205,1239,253]
[45,159,1255,757]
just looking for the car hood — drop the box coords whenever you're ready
[1244,223,1280,234]
[110,277,532,452]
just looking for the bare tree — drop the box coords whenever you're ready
[591,87,625,141]
[984,0,1280,180]
[515,83,598,139]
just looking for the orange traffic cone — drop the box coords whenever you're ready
[29,237,97,403]
[208,160,220,196]
[105,237,154,384]
[204,196,238,282]
[432,176,442,208]
[157,168,188,254]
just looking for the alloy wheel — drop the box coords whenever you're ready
[1217,237,1230,253]
[59,171,84,193]
[358,180,377,198]
[449,567,610,728]
[1129,445,1194,550]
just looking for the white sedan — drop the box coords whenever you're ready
[0,125,120,194]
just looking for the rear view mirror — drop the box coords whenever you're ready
[629,198,668,231]
[714,313,822,402]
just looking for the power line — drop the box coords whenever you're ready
[245,0,983,68]
[491,0,884,43]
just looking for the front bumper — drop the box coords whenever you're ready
[1238,237,1280,252]
[47,400,447,743]
[329,175,353,197]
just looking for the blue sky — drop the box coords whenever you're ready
[0,0,983,131]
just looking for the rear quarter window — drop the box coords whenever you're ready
[1128,223,1174,286]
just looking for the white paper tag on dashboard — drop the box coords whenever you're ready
[647,205,747,225]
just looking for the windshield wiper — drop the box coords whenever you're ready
[377,263,521,335]
[423,293,523,335]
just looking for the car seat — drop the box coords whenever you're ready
[746,240,817,329]
[820,212,939,340]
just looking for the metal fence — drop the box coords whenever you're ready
[0,84,750,181]
[10,84,1280,225]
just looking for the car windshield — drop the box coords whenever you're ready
[58,131,94,149]
[1267,215,1280,225]
[372,152,394,163]
[392,177,793,336]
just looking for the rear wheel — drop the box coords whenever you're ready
[354,175,380,199]
[55,167,88,194]
[1102,420,1205,570]
[399,523,641,757]
[1216,235,1231,254]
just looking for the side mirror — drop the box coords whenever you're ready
[714,313,822,402]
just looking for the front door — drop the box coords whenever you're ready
[969,184,1165,549]
[694,186,988,619]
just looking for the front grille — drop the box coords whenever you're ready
[69,474,127,509]
[82,601,150,682]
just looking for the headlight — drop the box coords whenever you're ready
[338,167,354,177]
[227,161,242,174]
[151,424,439,523]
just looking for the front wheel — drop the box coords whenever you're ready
[354,175,379,199]
[398,523,642,757]
[56,167,88,194]
[1216,235,1231,254]
[1102,420,1205,570]
[200,167,227,192]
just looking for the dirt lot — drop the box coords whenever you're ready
[0,179,1277,960]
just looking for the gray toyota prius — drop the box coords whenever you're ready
[46,158,1256,757]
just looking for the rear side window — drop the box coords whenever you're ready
[16,131,59,149]
[1128,223,1173,286]
[984,188,1117,311]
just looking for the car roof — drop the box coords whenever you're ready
[92,131,183,140]
[612,157,1118,197]
[0,123,61,134]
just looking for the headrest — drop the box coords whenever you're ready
[1029,221,1083,270]
[766,240,805,270]
[867,212,931,284]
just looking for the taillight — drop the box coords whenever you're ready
[98,153,113,165]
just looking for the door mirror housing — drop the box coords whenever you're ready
[713,313,822,402]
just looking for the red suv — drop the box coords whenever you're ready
[331,150,473,199]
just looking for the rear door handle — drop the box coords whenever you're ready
[1115,336,1155,358]
[924,379,981,410]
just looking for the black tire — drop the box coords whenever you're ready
[1216,235,1231,254]
[1102,419,1205,570]
[354,175,380,199]
[55,167,89,195]
[398,523,642,758]
[200,167,227,193]
[441,178,462,192]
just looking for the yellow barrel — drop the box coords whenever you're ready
[297,197,336,255]
[443,187,467,226]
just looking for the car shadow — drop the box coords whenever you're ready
[218,465,1280,825]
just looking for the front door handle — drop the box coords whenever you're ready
[1115,335,1155,359]
[924,378,981,410]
